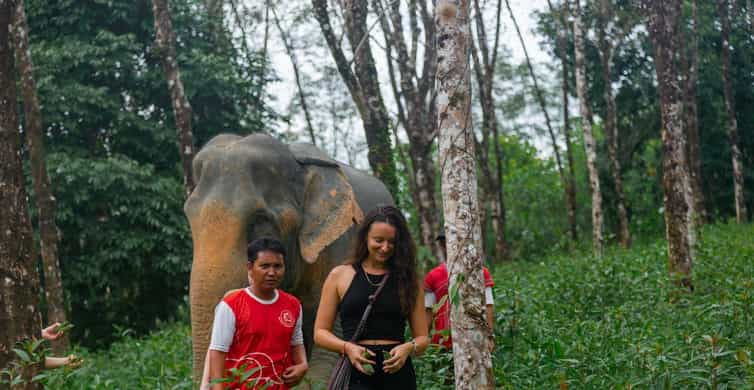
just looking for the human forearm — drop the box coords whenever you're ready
[314,328,350,355]
[291,344,307,366]
[208,350,227,390]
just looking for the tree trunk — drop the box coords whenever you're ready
[0,1,43,385]
[573,0,604,255]
[311,0,399,197]
[375,0,442,258]
[684,0,705,225]
[548,0,578,243]
[719,0,748,223]
[436,1,494,388]
[10,0,69,353]
[471,0,509,261]
[152,0,196,197]
[506,0,572,247]
[645,0,695,291]
[597,0,630,248]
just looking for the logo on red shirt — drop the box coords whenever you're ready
[278,309,295,328]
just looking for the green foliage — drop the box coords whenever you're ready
[33,223,754,388]
[48,152,191,347]
[415,222,754,388]
[41,323,193,389]
[497,134,582,258]
[0,339,47,387]
[21,0,276,347]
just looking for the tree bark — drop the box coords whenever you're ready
[573,0,604,255]
[547,0,578,243]
[684,0,705,225]
[471,0,509,261]
[597,0,630,248]
[311,0,399,197]
[645,0,695,291]
[436,1,494,388]
[0,1,43,385]
[506,0,572,247]
[152,0,196,197]
[719,0,748,223]
[10,0,69,353]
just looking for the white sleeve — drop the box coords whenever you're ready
[485,287,494,305]
[209,301,235,352]
[290,305,304,346]
[424,291,436,308]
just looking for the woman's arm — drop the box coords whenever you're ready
[313,266,375,373]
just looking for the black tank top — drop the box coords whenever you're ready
[339,263,406,342]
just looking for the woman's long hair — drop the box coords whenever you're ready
[348,205,418,316]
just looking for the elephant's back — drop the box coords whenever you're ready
[340,165,394,212]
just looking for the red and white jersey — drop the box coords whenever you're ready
[209,288,302,390]
[423,263,494,348]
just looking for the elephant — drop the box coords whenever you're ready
[184,133,394,384]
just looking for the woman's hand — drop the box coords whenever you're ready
[345,342,376,375]
[382,343,412,374]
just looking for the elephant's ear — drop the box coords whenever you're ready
[290,144,364,264]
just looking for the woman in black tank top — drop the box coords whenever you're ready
[314,206,429,389]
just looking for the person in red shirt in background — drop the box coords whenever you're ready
[207,238,308,390]
[423,234,495,348]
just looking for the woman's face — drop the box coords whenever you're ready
[366,221,397,265]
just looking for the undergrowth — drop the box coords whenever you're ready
[43,223,753,389]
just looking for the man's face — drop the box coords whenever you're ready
[247,250,285,292]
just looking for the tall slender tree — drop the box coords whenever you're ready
[0,1,42,384]
[596,0,631,247]
[10,0,68,352]
[374,0,443,258]
[152,0,196,197]
[683,0,705,224]
[645,0,695,291]
[573,0,604,255]
[270,4,317,145]
[436,0,494,387]
[506,0,572,248]
[719,0,748,223]
[471,0,509,261]
[546,0,579,243]
[311,0,399,196]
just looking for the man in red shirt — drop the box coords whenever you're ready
[423,234,495,348]
[207,238,308,389]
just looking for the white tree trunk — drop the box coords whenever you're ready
[573,0,604,255]
[435,1,494,388]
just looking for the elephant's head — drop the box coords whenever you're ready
[184,133,366,383]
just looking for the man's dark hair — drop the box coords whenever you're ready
[247,237,286,263]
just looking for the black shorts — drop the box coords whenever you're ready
[349,344,416,390]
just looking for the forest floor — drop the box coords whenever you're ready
[42,222,753,389]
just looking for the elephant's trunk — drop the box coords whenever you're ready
[188,201,247,384]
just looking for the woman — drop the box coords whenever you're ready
[314,206,429,389]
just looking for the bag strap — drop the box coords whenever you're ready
[348,268,390,342]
